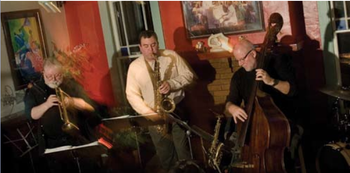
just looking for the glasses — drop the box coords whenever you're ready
[236,49,254,63]
[45,73,62,81]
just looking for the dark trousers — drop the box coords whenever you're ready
[149,122,191,171]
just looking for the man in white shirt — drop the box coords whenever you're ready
[126,30,195,171]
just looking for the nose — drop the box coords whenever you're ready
[144,46,152,52]
[53,75,62,81]
[151,45,157,52]
[238,60,244,66]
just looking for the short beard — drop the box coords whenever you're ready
[46,80,62,89]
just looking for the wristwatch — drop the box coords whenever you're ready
[272,79,279,87]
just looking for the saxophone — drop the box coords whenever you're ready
[154,58,176,134]
[55,87,80,135]
[154,59,176,113]
[208,116,224,172]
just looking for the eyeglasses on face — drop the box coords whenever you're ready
[236,49,254,63]
[45,73,62,81]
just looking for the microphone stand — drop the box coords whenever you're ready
[167,113,196,159]
[71,150,81,173]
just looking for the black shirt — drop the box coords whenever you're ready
[24,76,98,154]
[226,53,297,119]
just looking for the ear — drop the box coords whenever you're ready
[252,50,257,59]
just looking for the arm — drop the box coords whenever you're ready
[256,54,297,96]
[67,97,95,112]
[126,68,155,115]
[271,79,290,95]
[62,78,96,112]
[125,63,161,121]
[30,95,59,120]
[166,51,196,91]
[255,68,290,95]
[225,101,248,124]
[225,71,247,124]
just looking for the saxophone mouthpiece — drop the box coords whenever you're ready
[153,53,159,60]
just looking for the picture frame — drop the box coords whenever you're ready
[182,1,265,39]
[1,10,47,90]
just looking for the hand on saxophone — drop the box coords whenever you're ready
[159,81,171,94]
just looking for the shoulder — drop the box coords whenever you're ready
[162,49,180,57]
[128,56,147,76]
[61,78,82,90]
[268,52,291,63]
[129,56,144,67]
[233,67,246,77]
[162,49,175,54]
[161,49,185,64]
[232,68,254,84]
[62,77,80,87]
[27,78,46,95]
[128,56,145,71]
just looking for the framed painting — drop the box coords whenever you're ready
[182,1,265,39]
[1,10,47,90]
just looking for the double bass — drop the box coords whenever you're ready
[229,13,291,173]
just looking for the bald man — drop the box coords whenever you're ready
[225,38,297,124]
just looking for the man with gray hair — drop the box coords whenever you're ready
[24,57,102,173]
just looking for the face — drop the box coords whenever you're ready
[43,65,63,89]
[233,48,257,72]
[139,36,159,61]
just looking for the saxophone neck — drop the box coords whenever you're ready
[215,117,222,130]
[214,117,221,138]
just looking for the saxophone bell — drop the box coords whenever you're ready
[161,96,176,113]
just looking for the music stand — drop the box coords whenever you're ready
[102,114,167,169]
[101,114,166,132]
[3,121,38,157]
[3,121,38,173]
[44,141,107,173]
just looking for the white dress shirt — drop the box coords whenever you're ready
[126,49,195,115]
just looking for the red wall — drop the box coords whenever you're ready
[64,1,115,107]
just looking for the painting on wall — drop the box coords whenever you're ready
[182,1,265,39]
[1,10,47,90]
